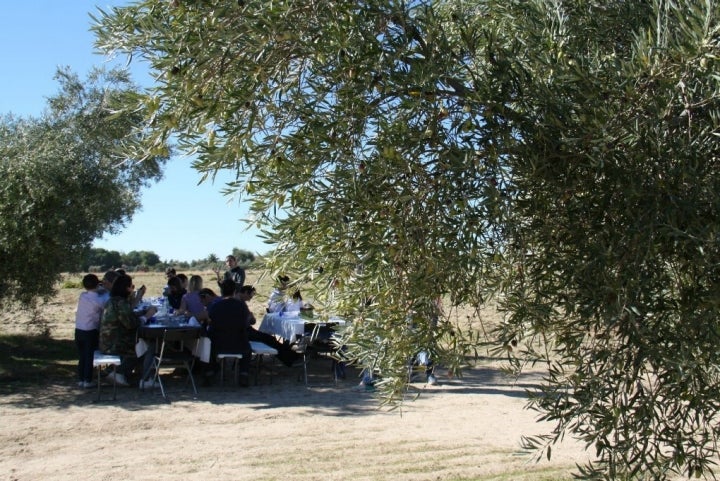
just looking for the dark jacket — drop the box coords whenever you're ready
[207,297,251,355]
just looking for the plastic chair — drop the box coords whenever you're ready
[216,353,244,387]
[152,328,200,399]
[249,341,278,385]
[93,351,122,402]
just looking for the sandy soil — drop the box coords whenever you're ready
[0,277,592,481]
[0,357,593,481]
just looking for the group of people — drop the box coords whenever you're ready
[74,269,158,389]
[73,254,300,390]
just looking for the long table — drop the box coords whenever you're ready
[259,312,345,342]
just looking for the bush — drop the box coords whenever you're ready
[61,280,82,289]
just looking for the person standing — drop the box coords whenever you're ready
[213,255,245,292]
[74,274,105,388]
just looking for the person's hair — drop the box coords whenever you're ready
[102,270,119,285]
[177,273,188,283]
[226,255,237,262]
[167,276,183,291]
[238,285,256,296]
[110,274,133,299]
[219,279,236,297]
[82,273,100,290]
[292,289,302,301]
[114,268,126,276]
[165,267,176,275]
[188,275,203,292]
[278,275,290,284]
[199,288,217,298]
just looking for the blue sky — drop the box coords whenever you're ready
[0,1,268,262]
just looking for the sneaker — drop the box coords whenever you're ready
[351,383,367,392]
[426,374,438,386]
[81,381,97,389]
[351,382,376,393]
[106,371,129,387]
[140,379,157,390]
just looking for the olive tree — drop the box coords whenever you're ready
[0,67,168,306]
[94,1,720,479]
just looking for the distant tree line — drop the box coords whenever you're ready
[83,247,260,272]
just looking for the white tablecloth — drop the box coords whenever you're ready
[259,313,345,341]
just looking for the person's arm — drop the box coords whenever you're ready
[241,301,252,328]
[177,295,189,315]
[130,285,146,308]
[212,265,222,283]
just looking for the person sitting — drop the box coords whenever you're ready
[267,275,290,313]
[179,275,204,318]
[236,285,299,367]
[98,270,119,303]
[285,289,303,312]
[165,276,186,311]
[195,287,220,325]
[177,273,188,291]
[162,267,176,296]
[206,280,252,386]
[99,274,157,387]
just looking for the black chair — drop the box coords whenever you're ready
[300,322,341,385]
[152,328,200,399]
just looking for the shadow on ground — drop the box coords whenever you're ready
[0,333,543,414]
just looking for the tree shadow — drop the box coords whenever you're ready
[0,333,545,413]
[0,333,76,385]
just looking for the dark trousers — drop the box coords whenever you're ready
[75,328,99,383]
[248,328,285,351]
[248,328,298,366]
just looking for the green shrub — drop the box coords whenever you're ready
[61,280,82,289]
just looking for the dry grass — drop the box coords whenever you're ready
[0,270,590,481]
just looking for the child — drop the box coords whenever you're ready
[74,274,105,388]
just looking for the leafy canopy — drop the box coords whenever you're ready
[94,1,720,479]
[0,67,167,305]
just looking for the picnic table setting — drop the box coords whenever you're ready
[92,273,351,401]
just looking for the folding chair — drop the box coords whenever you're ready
[299,322,341,386]
[93,351,122,402]
[152,328,200,399]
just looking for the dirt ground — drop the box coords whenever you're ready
[0,275,592,481]
[1,359,593,481]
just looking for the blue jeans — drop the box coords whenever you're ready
[75,328,99,383]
